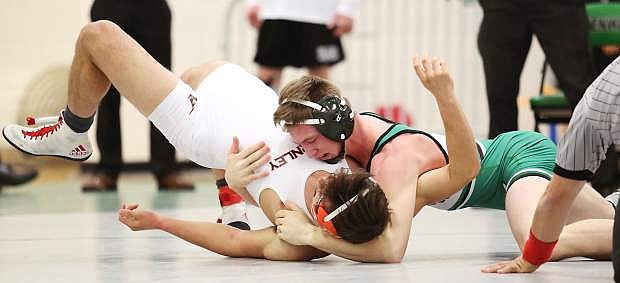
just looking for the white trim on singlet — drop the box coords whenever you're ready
[453,178,477,210]
[504,168,553,191]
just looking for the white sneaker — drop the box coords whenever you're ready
[2,111,92,161]
[219,202,250,230]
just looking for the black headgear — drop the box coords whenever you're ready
[280,95,355,141]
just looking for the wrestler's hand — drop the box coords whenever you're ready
[481,256,540,274]
[225,136,271,190]
[275,201,318,246]
[246,5,262,29]
[412,54,454,99]
[118,203,162,231]
[328,13,354,37]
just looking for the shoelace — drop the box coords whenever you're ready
[22,116,63,140]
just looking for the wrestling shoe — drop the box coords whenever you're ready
[217,186,250,230]
[2,112,92,161]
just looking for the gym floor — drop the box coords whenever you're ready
[0,163,612,283]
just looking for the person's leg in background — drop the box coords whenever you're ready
[532,0,620,196]
[253,20,291,89]
[477,0,532,139]
[256,66,284,89]
[302,21,345,81]
[82,88,123,192]
[136,0,193,190]
[530,0,593,110]
[308,65,330,79]
[82,0,128,192]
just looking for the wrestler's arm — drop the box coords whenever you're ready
[118,189,327,261]
[275,149,422,263]
[158,216,325,261]
[412,56,480,209]
[274,55,475,262]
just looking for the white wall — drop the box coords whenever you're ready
[0,0,545,162]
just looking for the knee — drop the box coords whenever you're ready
[181,60,228,89]
[78,20,122,53]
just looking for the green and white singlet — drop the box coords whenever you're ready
[363,112,556,210]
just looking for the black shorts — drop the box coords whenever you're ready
[254,19,345,68]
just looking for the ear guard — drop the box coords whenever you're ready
[314,186,371,237]
[315,206,339,237]
[281,96,354,141]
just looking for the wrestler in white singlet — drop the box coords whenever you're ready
[148,64,347,216]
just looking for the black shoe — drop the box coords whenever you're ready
[157,172,194,191]
[0,163,38,186]
[82,173,117,192]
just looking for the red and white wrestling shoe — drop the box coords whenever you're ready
[216,186,250,230]
[2,112,92,161]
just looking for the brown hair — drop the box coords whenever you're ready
[322,169,391,244]
[273,75,346,128]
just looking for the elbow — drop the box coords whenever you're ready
[383,246,405,263]
[450,160,480,185]
[377,242,406,263]
[460,158,481,181]
[468,160,481,180]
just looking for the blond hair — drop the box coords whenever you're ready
[273,75,346,128]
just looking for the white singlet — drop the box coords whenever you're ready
[148,64,347,218]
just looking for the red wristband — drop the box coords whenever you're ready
[522,229,558,266]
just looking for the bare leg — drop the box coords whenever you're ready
[180,61,228,90]
[552,219,612,260]
[505,176,613,259]
[67,20,178,118]
[308,65,330,79]
[256,66,283,89]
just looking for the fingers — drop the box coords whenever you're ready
[120,204,139,210]
[284,200,302,211]
[228,136,240,155]
[480,261,517,274]
[431,57,441,74]
[275,215,284,226]
[480,262,507,273]
[250,171,270,181]
[327,19,335,30]
[333,24,351,37]
[496,265,516,274]
[254,153,272,170]
[245,144,271,168]
[238,140,269,161]
[421,56,432,77]
[333,26,344,37]
[412,54,426,81]
[275,209,288,219]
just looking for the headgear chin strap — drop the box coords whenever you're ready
[322,142,345,164]
[280,96,355,142]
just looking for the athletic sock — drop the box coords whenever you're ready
[63,106,94,133]
[216,178,250,230]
